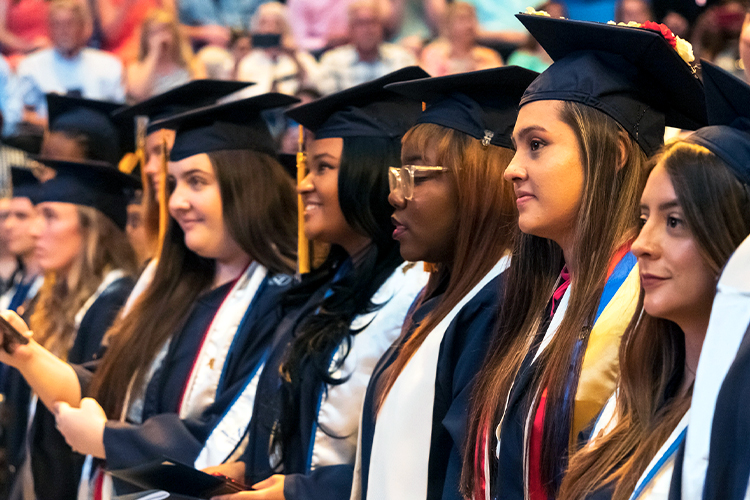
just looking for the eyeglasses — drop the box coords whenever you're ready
[388,165,448,201]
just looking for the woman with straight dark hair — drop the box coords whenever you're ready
[0,92,299,499]
[343,66,537,500]
[462,16,707,500]
[557,61,750,500]
[205,67,430,500]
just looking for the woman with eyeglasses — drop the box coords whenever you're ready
[343,66,537,500]
[205,68,429,500]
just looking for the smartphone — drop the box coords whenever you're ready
[0,315,29,354]
[251,33,281,49]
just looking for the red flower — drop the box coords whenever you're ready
[643,20,677,49]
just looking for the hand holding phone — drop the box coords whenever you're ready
[0,313,29,354]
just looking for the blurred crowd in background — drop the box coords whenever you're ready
[0,0,748,162]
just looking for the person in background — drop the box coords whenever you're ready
[178,0,266,49]
[0,0,49,69]
[615,0,654,24]
[317,0,415,95]
[0,167,42,315]
[236,2,320,97]
[419,1,503,77]
[0,199,19,297]
[460,0,530,47]
[12,0,124,131]
[126,8,205,103]
[0,55,22,139]
[0,165,43,500]
[506,1,567,73]
[19,159,138,500]
[94,0,173,65]
[385,0,445,56]
[690,0,745,78]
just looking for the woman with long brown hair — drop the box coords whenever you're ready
[16,158,139,500]
[556,61,750,500]
[206,67,430,500]
[462,15,706,500]
[0,92,299,499]
[344,66,537,500]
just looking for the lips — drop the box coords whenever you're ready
[391,217,407,239]
[514,188,535,208]
[640,272,668,289]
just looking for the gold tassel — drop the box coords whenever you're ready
[157,133,169,256]
[297,125,311,275]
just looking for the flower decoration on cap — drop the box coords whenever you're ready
[525,6,551,16]
[606,19,694,63]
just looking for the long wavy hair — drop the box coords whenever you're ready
[90,149,297,418]
[558,141,750,500]
[374,122,517,413]
[137,8,194,71]
[31,205,138,360]
[462,101,648,498]
[272,134,406,463]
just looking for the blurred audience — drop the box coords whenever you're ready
[740,10,750,80]
[614,0,653,23]
[0,56,22,138]
[420,1,503,76]
[0,198,19,296]
[236,2,319,96]
[0,0,50,69]
[11,0,124,133]
[386,0,446,56]
[317,0,415,95]
[94,0,173,64]
[126,8,205,102]
[462,0,530,47]
[692,0,745,77]
[179,0,267,48]
[506,0,566,72]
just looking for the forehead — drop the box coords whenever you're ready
[514,100,564,130]
[642,162,677,203]
[311,137,344,158]
[168,152,213,175]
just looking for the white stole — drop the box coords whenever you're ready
[682,234,750,500]
[178,262,267,419]
[363,256,510,500]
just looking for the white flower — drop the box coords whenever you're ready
[525,6,551,16]
[674,36,695,63]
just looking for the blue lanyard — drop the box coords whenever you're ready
[629,426,687,500]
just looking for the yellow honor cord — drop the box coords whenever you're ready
[297,124,311,274]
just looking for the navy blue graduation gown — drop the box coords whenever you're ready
[358,274,504,500]
[30,276,135,500]
[494,309,553,500]
[78,274,290,477]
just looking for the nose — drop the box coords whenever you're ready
[29,213,43,238]
[631,216,660,261]
[297,171,313,195]
[504,152,526,183]
[168,181,190,216]
[388,189,406,209]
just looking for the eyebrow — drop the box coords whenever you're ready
[179,168,212,178]
[402,153,424,164]
[312,152,338,162]
[639,199,681,211]
[512,125,549,147]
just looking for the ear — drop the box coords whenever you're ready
[616,130,630,172]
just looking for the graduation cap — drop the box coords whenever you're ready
[687,60,750,186]
[150,92,300,161]
[33,158,141,230]
[46,94,133,165]
[111,80,254,134]
[10,166,40,202]
[285,66,430,139]
[516,14,707,155]
[385,66,539,149]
